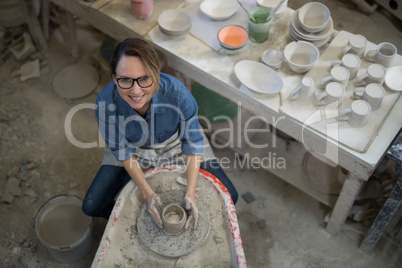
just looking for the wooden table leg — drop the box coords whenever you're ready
[19,0,48,52]
[41,0,50,40]
[325,172,366,236]
[65,10,79,58]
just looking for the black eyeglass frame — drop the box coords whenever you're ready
[115,76,153,89]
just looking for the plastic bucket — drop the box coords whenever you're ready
[34,195,94,263]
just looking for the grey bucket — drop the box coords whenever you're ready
[34,195,94,263]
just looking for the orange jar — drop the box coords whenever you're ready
[130,0,153,20]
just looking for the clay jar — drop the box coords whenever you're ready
[130,0,153,20]
[162,204,187,235]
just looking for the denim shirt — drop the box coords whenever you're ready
[95,73,204,162]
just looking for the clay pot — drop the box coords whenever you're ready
[162,204,187,235]
[130,0,153,20]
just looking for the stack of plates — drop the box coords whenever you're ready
[289,9,334,48]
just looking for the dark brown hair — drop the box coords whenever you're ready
[110,38,160,90]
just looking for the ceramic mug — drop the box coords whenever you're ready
[353,83,385,111]
[338,100,371,127]
[340,34,367,58]
[355,64,386,87]
[289,77,315,106]
[162,204,187,235]
[364,42,397,68]
[330,53,361,79]
[320,66,350,88]
[315,82,345,106]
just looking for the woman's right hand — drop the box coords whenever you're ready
[121,157,163,228]
[147,193,163,228]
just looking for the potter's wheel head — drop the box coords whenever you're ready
[136,190,210,258]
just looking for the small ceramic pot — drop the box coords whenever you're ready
[162,204,187,235]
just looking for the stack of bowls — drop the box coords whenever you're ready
[298,2,330,33]
[289,2,334,48]
[158,9,192,37]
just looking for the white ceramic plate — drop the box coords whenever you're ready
[200,0,239,21]
[385,66,402,91]
[234,60,283,94]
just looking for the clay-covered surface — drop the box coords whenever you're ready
[94,170,233,267]
[137,190,211,258]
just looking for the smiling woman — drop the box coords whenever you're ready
[113,56,156,115]
[82,38,238,228]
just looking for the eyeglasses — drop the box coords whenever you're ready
[115,76,153,89]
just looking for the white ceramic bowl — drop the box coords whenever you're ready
[257,0,288,14]
[158,9,192,37]
[200,0,239,20]
[234,60,284,94]
[298,2,330,33]
[290,9,334,41]
[284,41,320,73]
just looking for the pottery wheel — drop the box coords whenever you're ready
[137,190,210,258]
[52,62,99,100]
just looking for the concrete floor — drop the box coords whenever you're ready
[1,0,401,267]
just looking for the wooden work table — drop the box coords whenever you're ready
[48,0,402,236]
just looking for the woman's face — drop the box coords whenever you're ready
[113,55,156,115]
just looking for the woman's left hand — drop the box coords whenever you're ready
[147,193,163,228]
[184,195,198,229]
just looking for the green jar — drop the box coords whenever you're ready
[248,7,273,43]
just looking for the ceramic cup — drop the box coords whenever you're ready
[162,204,187,235]
[289,77,315,106]
[338,100,371,127]
[355,63,386,87]
[330,53,361,79]
[320,66,350,88]
[364,42,397,68]
[353,83,385,111]
[315,82,345,106]
[340,34,367,58]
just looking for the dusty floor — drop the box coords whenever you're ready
[0,0,402,267]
